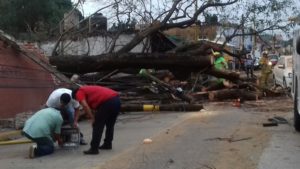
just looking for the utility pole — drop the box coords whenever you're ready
[273,35,276,53]
[252,14,256,56]
[195,0,199,41]
[59,17,64,55]
[241,14,245,51]
[150,0,152,22]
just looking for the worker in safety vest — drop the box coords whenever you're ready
[258,52,272,89]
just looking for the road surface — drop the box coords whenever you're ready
[0,96,299,169]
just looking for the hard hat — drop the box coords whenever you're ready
[213,51,221,56]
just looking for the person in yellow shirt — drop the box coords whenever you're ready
[259,52,272,89]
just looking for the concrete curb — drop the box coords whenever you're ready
[0,130,21,141]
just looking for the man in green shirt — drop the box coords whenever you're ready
[214,51,228,83]
[214,52,228,70]
[22,108,64,158]
[202,51,229,91]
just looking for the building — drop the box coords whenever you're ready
[164,25,201,42]
[63,9,83,31]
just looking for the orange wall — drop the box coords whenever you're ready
[0,41,58,118]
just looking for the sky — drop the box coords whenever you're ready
[74,0,300,39]
[74,0,100,16]
[77,0,300,17]
[295,0,300,7]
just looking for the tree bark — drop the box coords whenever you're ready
[49,53,214,74]
[208,89,258,101]
[121,103,203,112]
[206,68,246,82]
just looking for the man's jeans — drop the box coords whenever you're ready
[23,132,54,157]
[61,106,75,125]
[246,66,253,78]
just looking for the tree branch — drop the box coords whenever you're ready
[164,0,238,30]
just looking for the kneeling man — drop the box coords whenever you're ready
[22,108,64,158]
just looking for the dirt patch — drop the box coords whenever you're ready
[243,96,293,113]
[213,116,270,169]
[214,97,293,169]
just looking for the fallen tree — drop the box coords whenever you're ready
[206,68,245,83]
[49,52,214,74]
[49,38,248,82]
[47,0,292,104]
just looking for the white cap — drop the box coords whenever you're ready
[70,74,80,82]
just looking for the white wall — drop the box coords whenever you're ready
[39,34,146,57]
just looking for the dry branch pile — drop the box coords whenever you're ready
[74,67,261,109]
[49,32,281,109]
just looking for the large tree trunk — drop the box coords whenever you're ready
[49,53,214,74]
[121,103,203,112]
[206,68,246,82]
[208,89,258,101]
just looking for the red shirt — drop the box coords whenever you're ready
[75,86,118,109]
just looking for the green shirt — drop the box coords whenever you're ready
[23,108,63,141]
[214,56,228,70]
[214,56,228,83]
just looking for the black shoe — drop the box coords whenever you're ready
[80,139,87,145]
[83,148,99,155]
[99,143,112,150]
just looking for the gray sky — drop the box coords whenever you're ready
[295,0,300,7]
[78,0,300,16]
[74,0,99,16]
[75,0,300,39]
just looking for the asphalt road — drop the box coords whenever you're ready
[0,97,299,169]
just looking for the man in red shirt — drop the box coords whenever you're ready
[72,85,121,155]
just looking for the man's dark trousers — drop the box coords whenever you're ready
[90,96,121,150]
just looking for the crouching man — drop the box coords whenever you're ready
[46,88,87,145]
[22,107,64,158]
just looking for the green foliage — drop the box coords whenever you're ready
[0,0,73,39]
